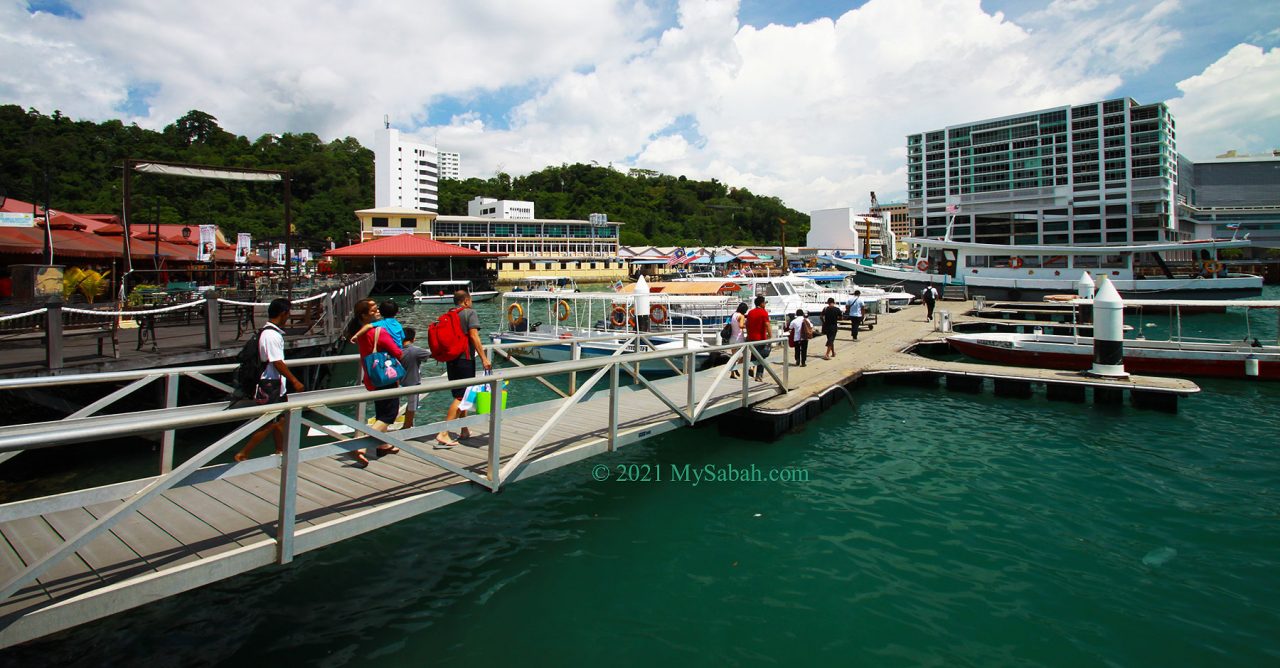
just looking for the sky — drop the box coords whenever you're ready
[2,0,1278,214]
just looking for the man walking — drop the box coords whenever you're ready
[234,298,304,461]
[921,284,939,321]
[745,295,772,381]
[437,290,492,447]
[845,290,865,341]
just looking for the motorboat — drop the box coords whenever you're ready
[507,275,580,293]
[946,298,1280,380]
[490,291,725,374]
[412,280,498,303]
[826,238,1263,301]
[744,275,900,323]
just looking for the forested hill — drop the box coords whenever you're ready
[0,107,809,246]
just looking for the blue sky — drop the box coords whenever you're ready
[5,0,1279,211]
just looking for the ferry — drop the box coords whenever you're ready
[946,298,1280,380]
[828,238,1263,301]
[412,280,498,304]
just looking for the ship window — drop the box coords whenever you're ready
[1102,254,1126,268]
[1042,255,1068,267]
[1073,255,1101,268]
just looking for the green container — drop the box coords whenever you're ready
[475,389,508,415]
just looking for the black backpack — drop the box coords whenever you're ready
[232,328,267,399]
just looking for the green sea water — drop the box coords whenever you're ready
[2,291,1278,666]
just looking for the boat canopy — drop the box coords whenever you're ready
[905,237,1253,255]
[620,281,741,296]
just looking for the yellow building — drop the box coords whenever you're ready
[354,207,437,242]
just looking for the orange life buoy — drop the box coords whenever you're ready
[650,303,668,324]
[507,302,524,325]
[556,299,571,321]
[610,305,628,328]
[916,259,929,271]
[1203,260,1223,274]
[1009,257,1024,269]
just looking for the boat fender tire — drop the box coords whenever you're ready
[507,302,524,326]
[650,304,668,324]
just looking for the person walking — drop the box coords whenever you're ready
[745,295,772,381]
[233,298,304,462]
[728,302,749,380]
[845,290,865,341]
[921,284,939,321]
[437,290,492,447]
[820,297,842,359]
[788,308,810,367]
[398,327,431,429]
[346,298,404,468]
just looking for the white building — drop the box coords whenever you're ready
[374,127,440,212]
[467,196,535,220]
[807,207,895,258]
[439,151,461,180]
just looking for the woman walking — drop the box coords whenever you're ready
[820,297,842,359]
[788,308,810,367]
[345,298,403,468]
[728,302,749,379]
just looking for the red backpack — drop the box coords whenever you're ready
[428,307,469,362]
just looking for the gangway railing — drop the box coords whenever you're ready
[0,334,789,606]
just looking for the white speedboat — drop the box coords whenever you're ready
[412,280,498,303]
[827,238,1263,301]
[507,275,580,293]
[946,298,1280,380]
[745,275,900,322]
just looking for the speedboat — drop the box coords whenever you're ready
[507,276,580,293]
[412,280,498,303]
[827,238,1263,301]
[946,298,1280,380]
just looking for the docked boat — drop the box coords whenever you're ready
[744,275,910,324]
[412,280,498,303]
[946,298,1280,380]
[490,292,724,373]
[507,276,580,293]
[827,238,1263,301]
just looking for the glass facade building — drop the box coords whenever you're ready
[907,98,1179,246]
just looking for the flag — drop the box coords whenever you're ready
[611,279,624,292]
[1225,223,1241,230]
[945,204,959,213]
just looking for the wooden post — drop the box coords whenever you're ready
[45,304,63,371]
[276,407,300,564]
[323,292,335,339]
[204,292,219,350]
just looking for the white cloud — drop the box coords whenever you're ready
[2,0,1276,217]
[1167,44,1280,158]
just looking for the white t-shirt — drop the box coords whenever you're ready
[730,312,747,343]
[846,297,864,317]
[789,316,807,342]
[258,323,286,391]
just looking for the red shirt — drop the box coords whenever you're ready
[746,307,771,341]
[357,326,403,391]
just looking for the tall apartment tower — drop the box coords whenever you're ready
[374,126,440,212]
[439,151,461,180]
[906,98,1179,245]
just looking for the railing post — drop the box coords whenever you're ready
[276,407,300,564]
[569,341,579,395]
[781,336,789,388]
[487,378,503,491]
[159,373,179,473]
[45,304,63,371]
[324,292,336,338]
[608,362,619,451]
[204,293,220,350]
[742,343,750,408]
[686,351,695,424]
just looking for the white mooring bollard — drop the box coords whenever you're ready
[1087,276,1128,378]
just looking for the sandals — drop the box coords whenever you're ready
[352,451,369,468]
[434,438,459,449]
[376,446,400,456]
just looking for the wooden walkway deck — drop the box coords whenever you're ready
[0,361,782,647]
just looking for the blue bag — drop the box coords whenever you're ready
[364,327,406,388]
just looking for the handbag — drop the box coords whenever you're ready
[364,327,406,388]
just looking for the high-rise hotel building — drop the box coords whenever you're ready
[374,127,440,212]
[907,98,1180,246]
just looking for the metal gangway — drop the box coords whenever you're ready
[0,333,789,647]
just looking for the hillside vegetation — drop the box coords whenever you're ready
[0,106,808,246]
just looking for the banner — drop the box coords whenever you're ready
[197,225,217,262]
[235,233,252,263]
[271,243,286,264]
[298,248,312,263]
[0,212,35,228]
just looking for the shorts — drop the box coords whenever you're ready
[446,355,476,399]
[374,396,399,424]
[824,330,837,347]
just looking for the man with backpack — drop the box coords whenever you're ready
[234,298,304,462]
[434,290,492,447]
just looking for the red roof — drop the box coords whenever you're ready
[325,234,502,258]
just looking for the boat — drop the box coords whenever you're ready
[507,276,580,293]
[490,292,725,373]
[827,238,1263,301]
[945,298,1280,380]
[743,275,907,323]
[412,280,498,303]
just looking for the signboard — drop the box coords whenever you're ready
[0,212,35,228]
[373,228,417,236]
[235,233,251,264]
[197,225,217,262]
